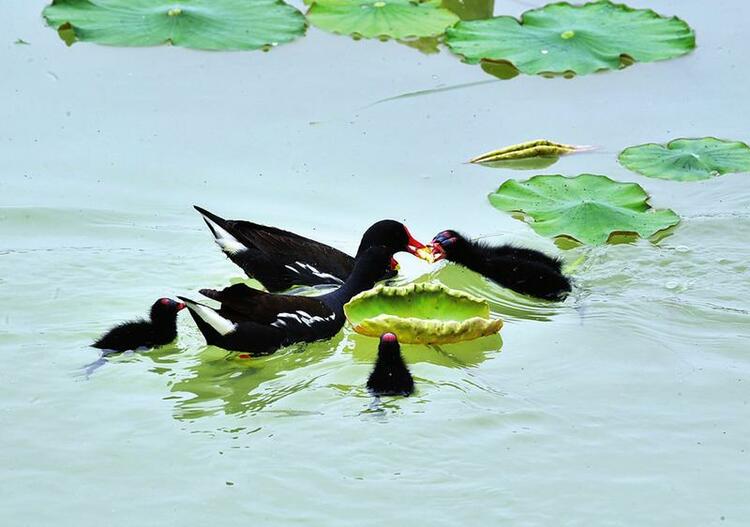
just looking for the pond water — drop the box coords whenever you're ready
[2,0,749,525]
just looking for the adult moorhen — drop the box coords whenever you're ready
[179,246,393,355]
[194,206,430,292]
[92,298,186,353]
[367,333,414,397]
[431,230,572,301]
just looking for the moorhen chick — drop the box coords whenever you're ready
[194,206,430,291]
[179,246,393,355]
[367,333,414,397]
[92,298,185,353]
[431,230,572,301]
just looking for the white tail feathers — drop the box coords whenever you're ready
[199,212,245,256]
[182,298,236,336]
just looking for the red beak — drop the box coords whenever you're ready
[389,257,400,271]
[430,242,448,262]
[176,302,187,311]
[404,227,433,262]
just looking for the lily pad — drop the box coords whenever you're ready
[488,174,680,245]
[43,0,306,51]
[307,0,459,40]
[470,139,593,169]
[445,1,695,76]
[344,282,503,345]
[619,137,750,182]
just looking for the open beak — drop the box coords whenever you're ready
[404,227,433,263]
[430,242,447,262]
[176,302,187,311]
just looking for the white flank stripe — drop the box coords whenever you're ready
[271,310,336,328]
[293,261,343,283]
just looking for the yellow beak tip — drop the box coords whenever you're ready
[416,247,436,264]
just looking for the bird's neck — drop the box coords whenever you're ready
[150,312,178,339]
[374,352,406,371]
[449,239,482,268]
[322,263,379,309]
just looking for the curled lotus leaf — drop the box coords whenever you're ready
[470,139,594,168]
[488,174,680,245]
[619,137,750,182]
[445,1,695,76]
[43,0,306,51]
[344,282,503,345]
[307,0,459,40]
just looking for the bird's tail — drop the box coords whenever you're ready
[177,296,236,344]
[193,205,245,256]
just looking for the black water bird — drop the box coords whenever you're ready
[194,206,430,292]
[179,246,393,355]
[92,298,186,353]
[367,333,414,397]
[431,230,571,301]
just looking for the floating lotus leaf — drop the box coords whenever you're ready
[43,0,306,51]
[470,139,593,169]
[488,174,680,245]
[619,137,750,182]
[344,283,502,345]
[307,0,459,40]
[445,1,695,76]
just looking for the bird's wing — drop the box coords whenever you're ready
[200,283,332,326]
[227,220,355,282]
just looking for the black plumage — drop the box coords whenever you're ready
[431,230,572,301]
[92,298,185,353]
[194,206,428,291]
[367,333,414,397]
[179,246,393,355]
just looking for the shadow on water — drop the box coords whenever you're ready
[472,155,561,171]
[148,336,340,421]
[129,317,505,422]
[414,263,567,322]
[346,330,503,369]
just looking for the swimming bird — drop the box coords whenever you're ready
[92,298,185,353]
[431,230,571,301]
[179,246,393,355]
[367,333,414,397]
[194,206,430,292]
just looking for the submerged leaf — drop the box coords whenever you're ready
[344,283,503,345]
[307,0,459,40]
[441,0,494,21]
[619,137,750,182]
[446,1,695,76]
[43,0,306,51]
[57,22,76,46]
[488,174,680,245]
[398,36,441,54]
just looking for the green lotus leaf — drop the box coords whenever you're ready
[488,174,680,245]
[619,137,750,182]
[344,283,503,345]
[43,0,306,51]
[470,140,593,170]
[445,1,695,76]
[307,0,459,40]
